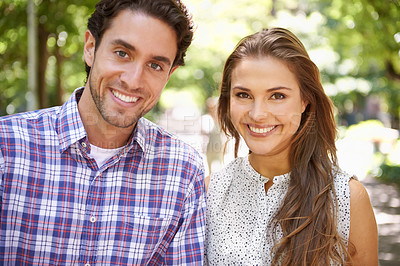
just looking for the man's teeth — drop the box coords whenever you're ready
[249,125,276,134]
[112,90,138,103]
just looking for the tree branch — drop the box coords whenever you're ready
[386,60,400,81]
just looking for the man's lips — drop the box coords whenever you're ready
[111,89,139,103]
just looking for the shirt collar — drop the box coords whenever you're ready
[57,87,146,154]
[132,118,147,153]
[118,117,146,155]
[244,155,290,184]
[57,87,87,153]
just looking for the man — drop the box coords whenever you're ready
[0,0,206,265]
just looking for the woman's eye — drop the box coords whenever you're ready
[116,51,128,58]
[235,92,250,99]
[149,62,162,71]
[271,93,285,100]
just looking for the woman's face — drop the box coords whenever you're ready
[229,56,307,158]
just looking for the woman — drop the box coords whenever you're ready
[205,28,378,265]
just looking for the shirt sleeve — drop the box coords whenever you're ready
[0,148,4,202]
[164,165,207,265]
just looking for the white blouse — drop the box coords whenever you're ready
[205,156,352,265]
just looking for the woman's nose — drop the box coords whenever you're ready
[248,101,268,121]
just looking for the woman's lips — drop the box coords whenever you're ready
[248,125,277,134]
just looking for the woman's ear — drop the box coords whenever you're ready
[83,30,96,67]
[301,100,308,113]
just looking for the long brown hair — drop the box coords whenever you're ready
[218,28,351,265]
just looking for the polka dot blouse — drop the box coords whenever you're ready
[205,156,353,265]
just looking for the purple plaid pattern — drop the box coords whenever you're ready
[0,88,206,265]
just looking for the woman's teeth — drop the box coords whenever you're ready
[249,125,276,134]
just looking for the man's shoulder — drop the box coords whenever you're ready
[0,107,60,135]
[1,106,60,121]
[139,117,175,137]
[138,117,203,160]
[137,118,205,183]
[140,118,194,145]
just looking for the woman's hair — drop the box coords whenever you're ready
[85,0,194,78]
[218,28,351,265]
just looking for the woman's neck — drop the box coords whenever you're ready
[248,152,291,179]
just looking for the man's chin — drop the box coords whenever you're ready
[107,119,138,129]
[101,113,141,129]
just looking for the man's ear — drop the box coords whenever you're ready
[84,30,96,67]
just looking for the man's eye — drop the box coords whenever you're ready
[271,93,285,100]
[116,51,128,58]
[149,62,162,71]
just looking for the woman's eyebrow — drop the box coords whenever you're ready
[232,86,292,91]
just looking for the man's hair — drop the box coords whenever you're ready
[85,0,194,78]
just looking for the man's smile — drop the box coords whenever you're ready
[111,89,139,103]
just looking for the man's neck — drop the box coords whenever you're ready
[77,87,135,149]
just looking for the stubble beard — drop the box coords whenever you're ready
[89,77,143,129]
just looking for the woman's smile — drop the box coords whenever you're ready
[247,124,278,135]
[230,56,306,157]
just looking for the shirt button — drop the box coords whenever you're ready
[82,142,87,148]
[90,216,97,223]
[85,263,90,266]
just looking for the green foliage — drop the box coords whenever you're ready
[1,0,399,128]
[165,0,274,114]
[347,120,400,185]
[0,1,29,114]
[0,0,96,115]
[378,163,400,188]
[319,0,400,128]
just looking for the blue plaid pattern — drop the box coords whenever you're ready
[0,88,206,265]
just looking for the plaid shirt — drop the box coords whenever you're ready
[0,88,206,265]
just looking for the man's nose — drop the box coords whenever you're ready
[120,63,144,89]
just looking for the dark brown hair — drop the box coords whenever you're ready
[85,0,194,78]
[218,28,351,265]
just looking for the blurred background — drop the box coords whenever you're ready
[1,0,399,264]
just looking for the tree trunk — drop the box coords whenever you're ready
[386,60,400,81]
[55,46,64,106]
[271,0,277,17]
[38,24,49,108]
[27,0,39,110]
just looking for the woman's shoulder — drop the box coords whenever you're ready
[210,157,246,179]
[332,167,355,182]
[331,167,355,207]
[206,156,247,192]
[348,177,379,263]
[331,167,358,193]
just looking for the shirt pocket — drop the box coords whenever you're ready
[122,214,175,263]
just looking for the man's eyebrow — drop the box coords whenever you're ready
[111,39,173,67]
[112,39,135,52]
[152,55,172,67]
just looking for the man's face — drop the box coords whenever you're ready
[83,10,178,129]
